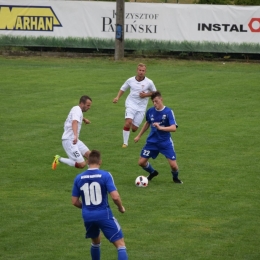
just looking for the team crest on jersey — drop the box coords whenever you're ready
[161,114,166,124]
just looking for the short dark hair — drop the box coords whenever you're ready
[88,150,101,165]
[151,91,162,100]
[79,95,92,104]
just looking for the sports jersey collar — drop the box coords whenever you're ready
[155,106,165,112]
[135,76,145,82]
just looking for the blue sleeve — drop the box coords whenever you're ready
[145,108,151,123]
[105,172,117,193]
[168,109,177,126]
[72,176,80,197]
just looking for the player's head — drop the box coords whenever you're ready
[151,91,162,100]
[88,150,102,166]
[136,63,146,79]
[151,91,163,110]
[79,95,92,112]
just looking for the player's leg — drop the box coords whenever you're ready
[138,148,159,180]
[160,140,183,184]
[77,140,90,168]
[113,238,128,260]
[90,235,101,260]
[99,218,128,260]
[131,111,145,132]
[52,140,77,169]
[55,140,87,169]
[123,118,132,147]
[122,108,136,147]
[167,158,183,184]
[84,222,101,260]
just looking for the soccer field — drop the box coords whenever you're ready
[0,56,259,260]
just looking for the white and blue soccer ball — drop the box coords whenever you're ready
[135,176,148,187]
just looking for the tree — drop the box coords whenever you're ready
[234,0,260,5]
[195,0,260,4]
[194,0,233,4]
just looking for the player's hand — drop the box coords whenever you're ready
[118,206,125,213]
[83,118,91,124]
[139,91,146,98]
[153,123,161,130]
[113,97,119,103]
[134,136,140,143]
[73,136,78,144]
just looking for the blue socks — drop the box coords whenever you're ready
[142,162,155,174]
[118,246,128,260]
[91,243,100,260]
[91,244,128,260]
[171,170,179,179]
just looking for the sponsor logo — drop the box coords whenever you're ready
[248,18,260,32]
[102,10,158,34]
[0,5,62,31]
[198,18,260,33]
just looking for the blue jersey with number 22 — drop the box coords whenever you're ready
[146,106,177,143]
[72,168,117,222]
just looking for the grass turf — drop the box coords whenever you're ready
[0,56,259,260]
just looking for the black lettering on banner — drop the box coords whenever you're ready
[230,24,239,32]
[213,24,221,31]
[102,17,114,32]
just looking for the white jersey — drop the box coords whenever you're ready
[62,106,83,140]
[120,76,156,112]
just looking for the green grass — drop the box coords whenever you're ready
[0,56,259,260]
[1,35,260,54]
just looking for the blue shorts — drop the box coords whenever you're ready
[140,139,177,161]
[84,217,124,243]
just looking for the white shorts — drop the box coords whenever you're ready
[62,139,89,163]
[125,107,145,127]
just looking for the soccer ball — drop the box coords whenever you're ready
[135,176,148,187]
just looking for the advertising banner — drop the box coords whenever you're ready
[0,0,259,53]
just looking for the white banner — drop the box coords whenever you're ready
[0,1,260,51]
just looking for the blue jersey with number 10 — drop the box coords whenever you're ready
[146,106,178,143]
[72,169,117,222]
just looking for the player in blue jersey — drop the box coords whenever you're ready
[134,91,183,184]
[71,150,128,260]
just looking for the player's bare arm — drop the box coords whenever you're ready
[72,120,79,144]
[110,190,125,213]
[153,123,177,132]
[72,196,82,209]
[113,90,125,103]
[83,118,91,124]
[139,91,155,98]
[134,121,150,143]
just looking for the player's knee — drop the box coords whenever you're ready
[91,236,101,245]
[138,160,146,167]
[131,126,138,132]
[124,119,132,127]
[84,151,91,159]
[113,238,126,248]
[124,124,131,129]
[75,161,87,168]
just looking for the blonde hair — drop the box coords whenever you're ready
[137,63,146,68]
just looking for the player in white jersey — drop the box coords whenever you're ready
[113,63,156,148]
[52,95,92,170]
